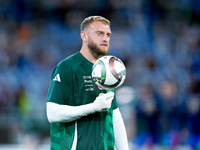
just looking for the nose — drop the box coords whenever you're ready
[103,35,110,42]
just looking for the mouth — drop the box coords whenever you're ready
[100,44,108,47]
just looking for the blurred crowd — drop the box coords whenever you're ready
[0,0,200,149]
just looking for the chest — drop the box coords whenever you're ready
[73,65,101,105]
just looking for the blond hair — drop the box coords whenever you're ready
[80,16,110,31]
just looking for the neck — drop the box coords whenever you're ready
[80,46,99,63]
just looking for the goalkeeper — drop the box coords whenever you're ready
[46,16,129,150]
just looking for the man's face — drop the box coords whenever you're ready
[86,21,111,56]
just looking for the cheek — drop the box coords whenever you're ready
[91,38,99,44]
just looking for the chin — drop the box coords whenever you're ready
[100,48,109,55]
[100,50,108,56]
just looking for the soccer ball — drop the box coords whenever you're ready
[92,55,126,90]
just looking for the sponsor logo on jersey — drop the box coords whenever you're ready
[84,80,92,83]
[83,76,94,91]
[83,76,91,79]
[86,87,94,91]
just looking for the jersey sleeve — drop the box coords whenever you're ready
[46,62,73,105]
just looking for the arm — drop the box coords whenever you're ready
[47,102,94,123]
[113,108,129,150]
[46,92,114,123]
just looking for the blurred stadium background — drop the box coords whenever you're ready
[0,0,200,149]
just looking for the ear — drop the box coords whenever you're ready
[80,31,87,42]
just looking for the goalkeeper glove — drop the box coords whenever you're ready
[92,91,114,112]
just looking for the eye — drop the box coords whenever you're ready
[107,34,111,37]
[97,32,103,36]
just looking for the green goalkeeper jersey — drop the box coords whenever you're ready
[46,51,118,150]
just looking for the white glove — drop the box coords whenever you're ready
[92,91,114,112]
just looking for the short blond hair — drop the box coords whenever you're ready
[80,16,110,31]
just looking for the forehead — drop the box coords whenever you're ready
[89,21,111,33]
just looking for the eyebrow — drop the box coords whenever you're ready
[96,31,112,34]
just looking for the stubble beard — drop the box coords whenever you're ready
[88,38,109,58]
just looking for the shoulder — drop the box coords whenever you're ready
[56,52,83,71]
[59,52,81,66]
[50,53,82,82]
